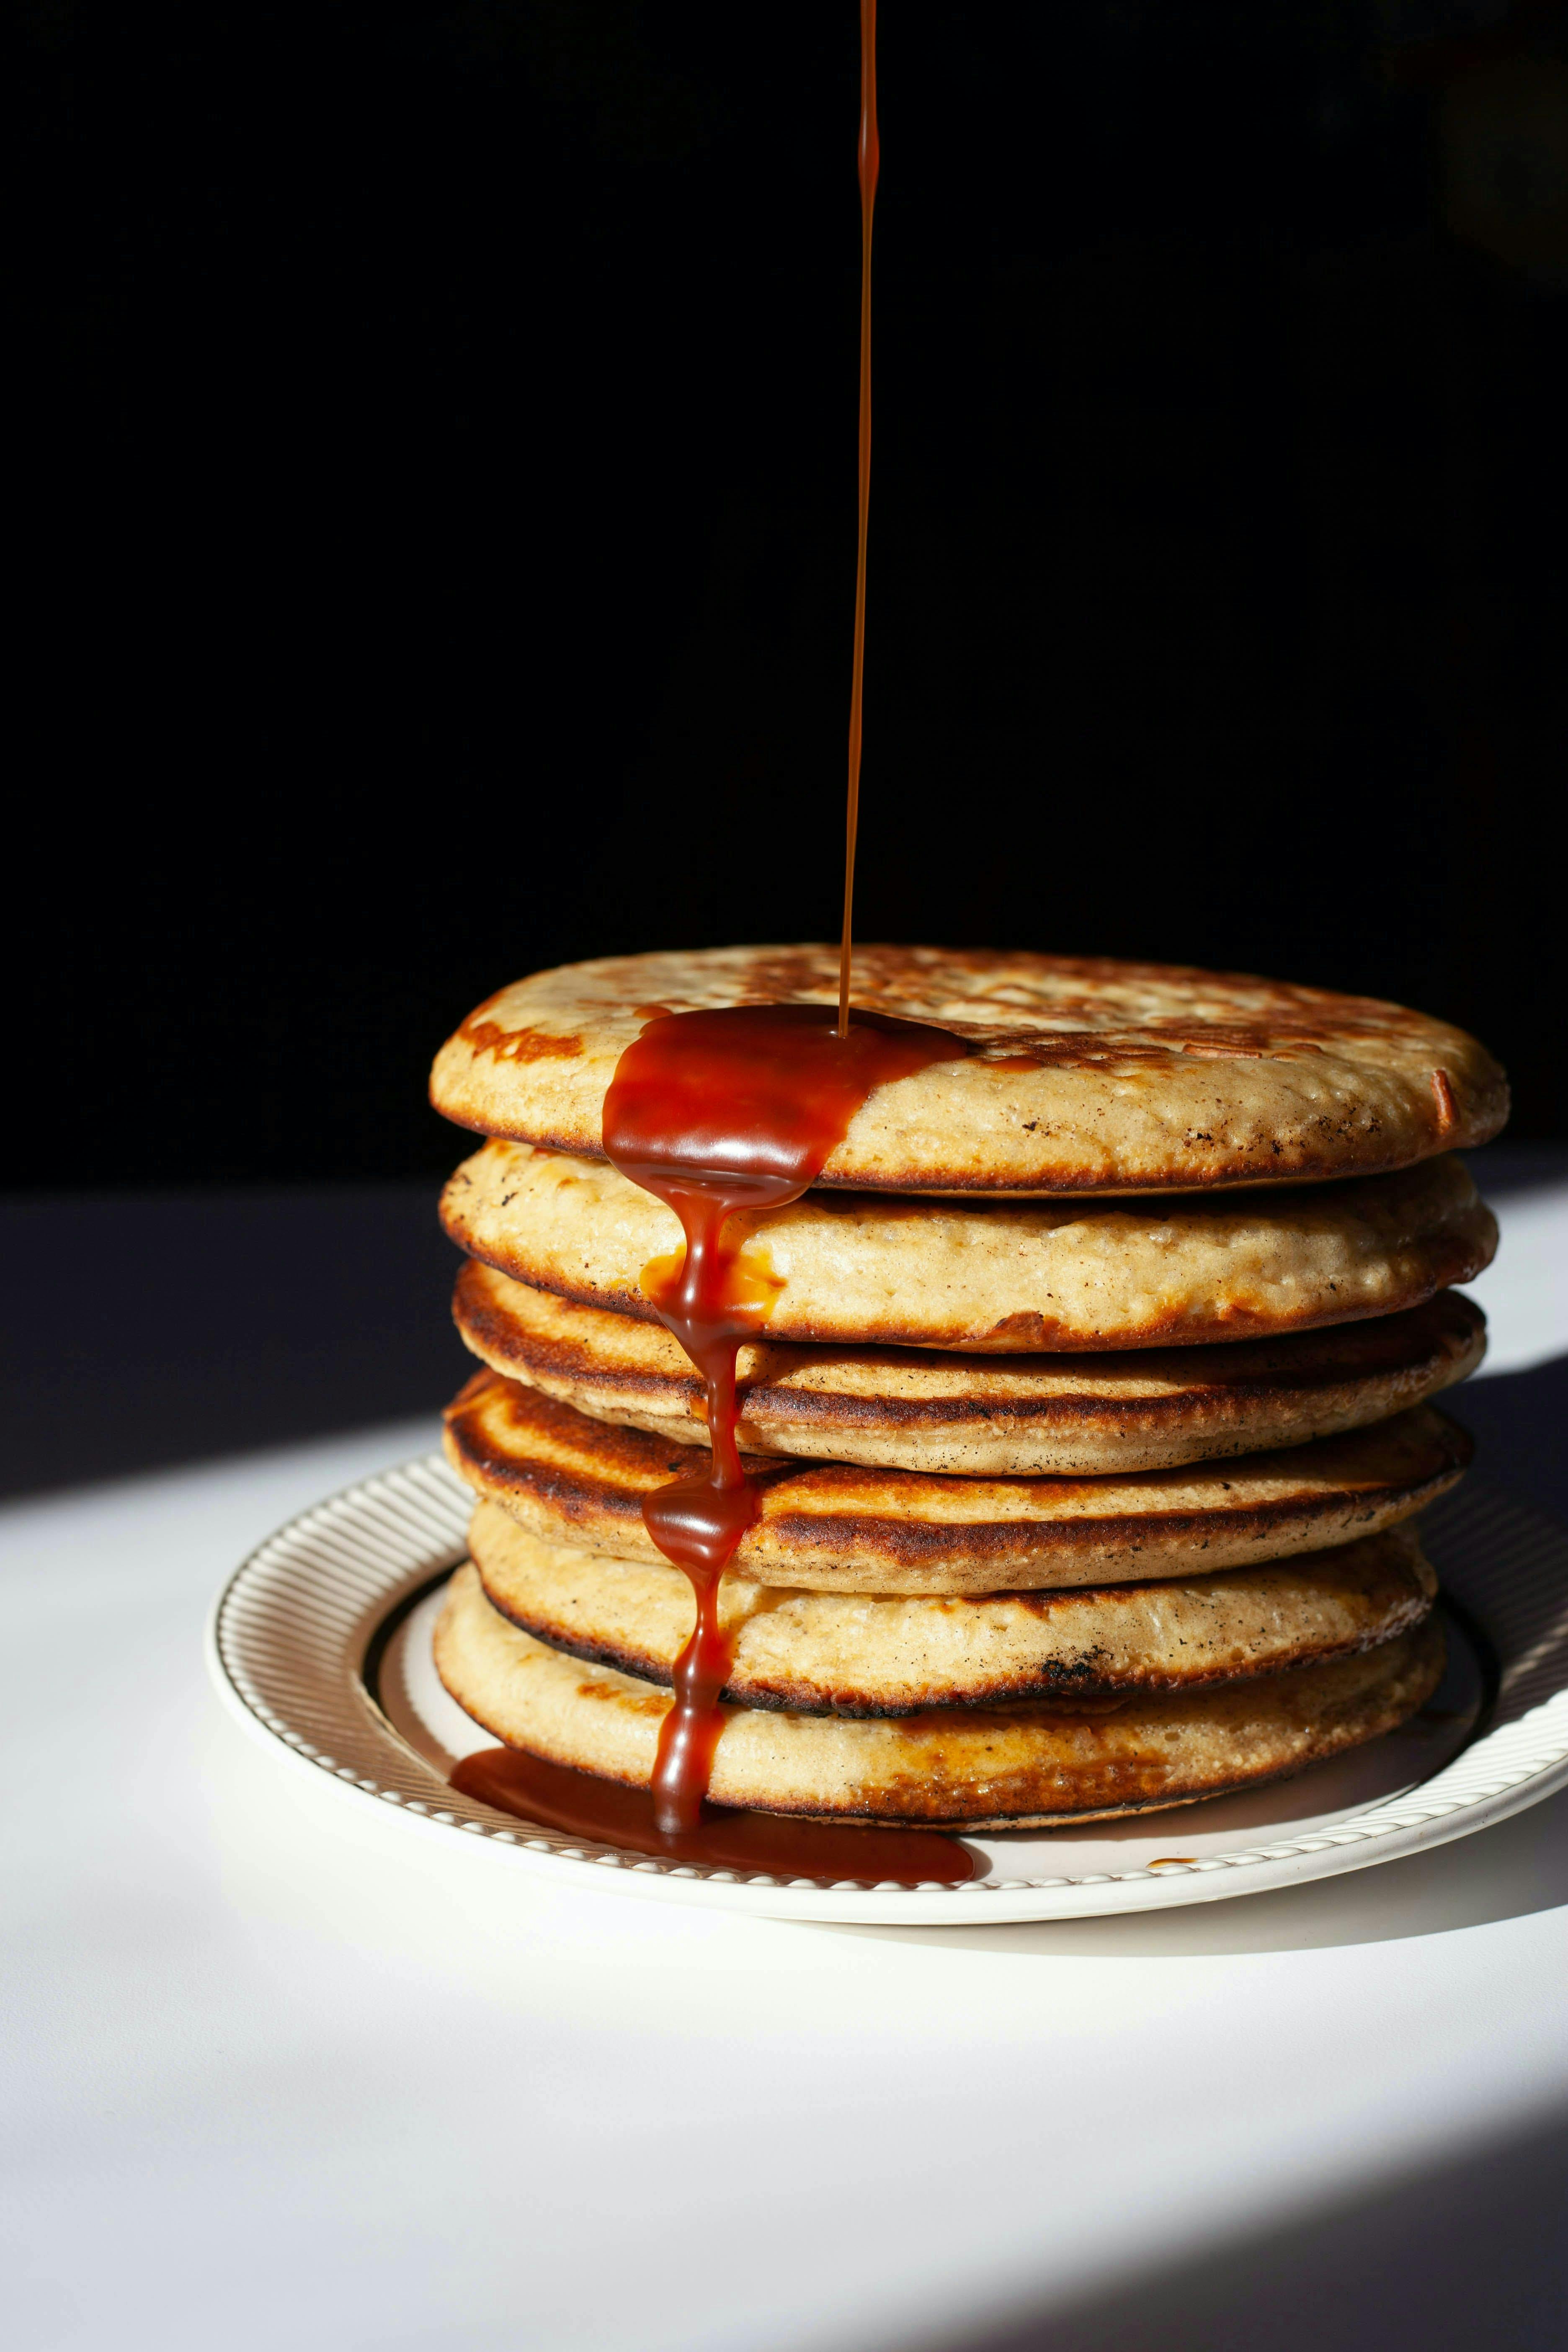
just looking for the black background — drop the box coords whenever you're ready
[11,0,1567,1190]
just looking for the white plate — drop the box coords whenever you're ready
[206,1456,1568,1925]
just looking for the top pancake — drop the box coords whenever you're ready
[429,945,1507,1196]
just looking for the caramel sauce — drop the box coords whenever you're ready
[601,1003,964,1834]
[451,1744,980,1886]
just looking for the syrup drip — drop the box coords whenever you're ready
[602,1003,965,1834]
[451,1744,980,1887]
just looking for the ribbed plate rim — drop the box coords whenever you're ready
[205,1453,1568,1925]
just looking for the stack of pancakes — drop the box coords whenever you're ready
[428,947,1506,1828]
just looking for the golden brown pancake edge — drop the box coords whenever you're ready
[451,1258,1486,1475]
[465,1499,1438,1714]
[441,1140,1496,1354]
[441,1370,1473,1594]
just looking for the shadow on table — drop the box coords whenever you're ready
[934,2105,1568,2352]
[0,1186,469,1500]
[1446,1354,1568,1529]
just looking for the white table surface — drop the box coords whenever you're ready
[6,1189,1568,2352]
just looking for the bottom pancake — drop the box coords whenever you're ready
[433,1563,1445,1826]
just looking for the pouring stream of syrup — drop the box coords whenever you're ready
[839,0,878,1041]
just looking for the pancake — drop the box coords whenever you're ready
[434,1563,1446,1824]
[441,1141,1496,1353]
[453,1260,1486,1475]
[443,1371,1472,1594]
[466,1501,1437,1714]
[429,945,1507,1194]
